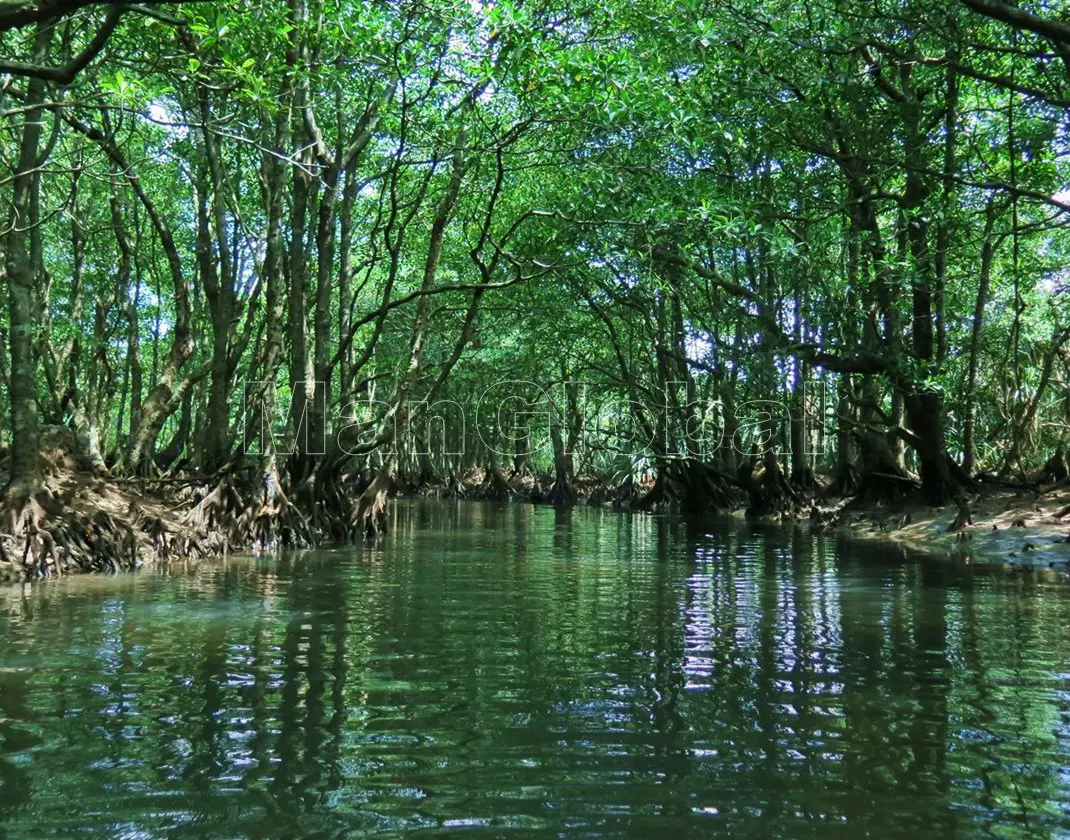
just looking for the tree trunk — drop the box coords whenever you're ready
[286,162,315,477]
[547,423,575,505]
[194,86,237,472]
[962,200,998,476]
[905,390,959,505]
[2,22,51,498]
[830,376,859,496]
[196,175,233,472]
[900,65,964,505]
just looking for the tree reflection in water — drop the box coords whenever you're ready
[0,501,1068,837]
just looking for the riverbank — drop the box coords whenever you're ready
[0,442,225,582]
[4,447,1070,582]
[819,483,1070,571]
[433,468,1070,572]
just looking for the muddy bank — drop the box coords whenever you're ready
[325,467,1070,573]
[817,484,1070,572]
[0,449,226,583]
[4,448,1070,583]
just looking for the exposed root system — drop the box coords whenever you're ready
[183,474,315,554]
[0,471,214,582]
[480,468,515,501]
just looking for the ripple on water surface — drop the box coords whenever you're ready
[0,501,1069,837]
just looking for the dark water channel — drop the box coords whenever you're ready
[1,501,1069,837]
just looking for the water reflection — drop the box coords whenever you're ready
[0,502,1068,837]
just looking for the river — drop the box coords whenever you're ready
[1,501,1069,837]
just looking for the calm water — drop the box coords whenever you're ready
[1,502,1070,838]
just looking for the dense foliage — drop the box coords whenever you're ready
[1,0,1069,528]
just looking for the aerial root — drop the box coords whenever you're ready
[184,474,314,553]
[0,457,402,581]
[353,467,392,541]
[0,483,213,580]
[479,467,514,502]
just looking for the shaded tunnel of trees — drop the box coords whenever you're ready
[2,0,1070,565]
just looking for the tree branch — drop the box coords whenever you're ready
[0,0,206,31]
[959,0,1070,47]
[0,3,122,83]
